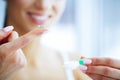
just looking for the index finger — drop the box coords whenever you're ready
[2,27,47,53]
[90,57,120,69]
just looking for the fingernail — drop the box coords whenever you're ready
[79,65,88,71]
[79,59,92,65]
[84,59,92,64]
[3,26,14,32]
[13,31,19,39]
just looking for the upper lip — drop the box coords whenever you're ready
[28,11,53,19]
[28,11,49,16]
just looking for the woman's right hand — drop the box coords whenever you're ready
[0,26,46,80]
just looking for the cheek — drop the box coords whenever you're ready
[7,1,26,18]
[7,0,34,26]
[7,0,34,18]
[9,0,33,9]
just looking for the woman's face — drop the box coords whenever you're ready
[7,0,66,33]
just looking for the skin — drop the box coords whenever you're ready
[0,0,66,80]
[86,58,120,80]
[2,0,119,80]
[6,0,66,35]
[0,26,46,80]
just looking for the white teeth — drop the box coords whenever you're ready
[31,15,47,20]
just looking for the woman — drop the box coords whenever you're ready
[0,0,92,80]
[1,0,120,80]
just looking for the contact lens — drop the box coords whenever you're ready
[38,25,44,28]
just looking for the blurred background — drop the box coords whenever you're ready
[1,0,120,59]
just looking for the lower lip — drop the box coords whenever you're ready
[28,14,47,25]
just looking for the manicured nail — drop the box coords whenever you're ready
[84,59,92,64]
[3,26,14,32]
[79,65,88,71]
[79,59,92,65]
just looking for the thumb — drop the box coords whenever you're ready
[8,31,19,41]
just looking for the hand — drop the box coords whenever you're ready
[86,57,120,80]
[0,26,46,80]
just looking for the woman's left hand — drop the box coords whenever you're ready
[86,57,120,80]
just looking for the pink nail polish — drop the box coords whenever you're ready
[79,65,88,71]
[3,26,14,32]
[84,59,92,64]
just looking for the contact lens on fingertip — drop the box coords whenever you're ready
[38,25,45,28]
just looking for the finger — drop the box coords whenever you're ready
[10,31,27,65]
[0,26,14,44]
[6,49,26,68]
[86,73,115,80]
[1,50,26,80]
[0,26,14,40]
[8,31,19,41]
[90,57,120,69]
[8,31,26,65]
[87,66,120,79]
[2,27,47,53]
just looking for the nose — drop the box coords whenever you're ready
[35,0,53,11]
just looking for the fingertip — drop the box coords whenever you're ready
[80,56,85,59]
[79,65,88,71]
[32,28,48,35]
[8,31,19,41]
[12,31,19,39]
[84,59,92,64]
[2,26,14,32]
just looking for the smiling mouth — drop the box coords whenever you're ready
[28,12,52,25]
[31,15,48,21]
